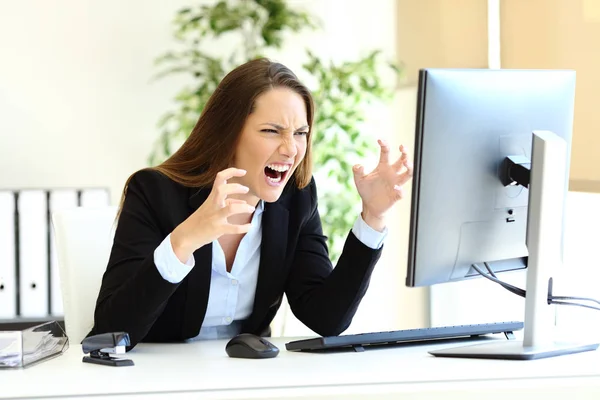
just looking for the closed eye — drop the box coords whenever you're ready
[261,129,308,135]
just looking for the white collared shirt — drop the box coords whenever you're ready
[153,201,387,340]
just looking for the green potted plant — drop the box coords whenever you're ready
[150,0,401,260]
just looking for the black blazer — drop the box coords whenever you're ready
[89,169,383,348]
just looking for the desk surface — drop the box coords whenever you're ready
[3,335,600,399]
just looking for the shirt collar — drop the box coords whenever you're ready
[255,199,265,215]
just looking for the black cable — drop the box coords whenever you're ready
[482,262,527,298]
[471,264,526,298]
[551,296,600,306]
[483,262,497,278]
[549,300,600,312]
[472,263,600,310]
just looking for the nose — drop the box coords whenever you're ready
[279,136,297,159]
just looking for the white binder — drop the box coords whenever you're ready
[48,190,78,317]
[18,190,49,318]
[0,192,17,319]
[80,189,110,208]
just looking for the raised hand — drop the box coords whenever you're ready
[352,140,413,231]
[170,168,256,262]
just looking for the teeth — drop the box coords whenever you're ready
[267,164,290,172]
[267,175,282,183]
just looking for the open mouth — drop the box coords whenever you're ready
[264,163,291,185]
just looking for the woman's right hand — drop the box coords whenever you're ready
[169,168,255,263]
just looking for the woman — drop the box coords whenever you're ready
[89,58,413,349]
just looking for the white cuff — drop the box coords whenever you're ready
[153,233,195,284]
[352,214,388,250]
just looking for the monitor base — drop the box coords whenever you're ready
[429,340,599,360]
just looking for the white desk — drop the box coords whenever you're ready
[2,336,600,399]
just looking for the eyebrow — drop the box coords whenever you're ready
[261,123,309,131]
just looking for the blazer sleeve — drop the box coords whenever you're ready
[284,180,383,336]
[91,170,181,347]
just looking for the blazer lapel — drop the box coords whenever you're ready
[244,201,289,332]
[182,187,213,338]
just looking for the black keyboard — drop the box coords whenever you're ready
[285,321,524,352]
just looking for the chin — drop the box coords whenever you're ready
[258,187,285,203]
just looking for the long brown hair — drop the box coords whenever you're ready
[118,58,315,217]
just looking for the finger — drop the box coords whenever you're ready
[214,167,247,186]
[401,158,414,179]
[392,144,409,169]
[378,139,390,165]
[225,198,248,206]
[220,202,256,218]
[352,164,366,187]
[215,183,249,204]
[393,184,404,200]
[395,161,414,187]
[224,223,253,235]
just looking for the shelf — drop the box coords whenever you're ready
[0,317,64,331]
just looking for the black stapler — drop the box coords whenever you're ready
[81,332,134,366]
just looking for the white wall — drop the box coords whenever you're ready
[0,0,193,203]
[1,1,416,334]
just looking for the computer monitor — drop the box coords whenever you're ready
[406,68,598,360]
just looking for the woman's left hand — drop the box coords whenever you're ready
[352,139,413,231]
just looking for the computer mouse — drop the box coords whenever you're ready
[225,333,279,359]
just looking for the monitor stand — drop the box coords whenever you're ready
[430,131,599,360]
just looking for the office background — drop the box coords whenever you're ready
[0,0,599,337]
